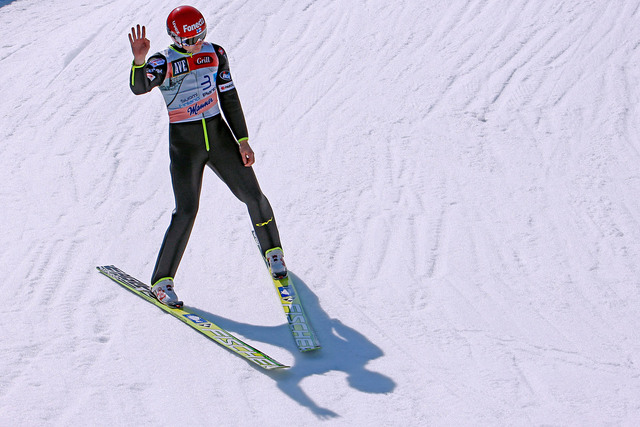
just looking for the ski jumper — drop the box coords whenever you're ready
[129,42,281,285]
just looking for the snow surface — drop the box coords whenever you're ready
[2,0,640,425]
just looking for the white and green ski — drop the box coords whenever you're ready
[252,233,321,352]
[96,265,288,370]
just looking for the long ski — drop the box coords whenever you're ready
[96,265,288,370]
[252,233,321,352]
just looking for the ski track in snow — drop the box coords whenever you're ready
[1,0,640,424]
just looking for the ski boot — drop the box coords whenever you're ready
[151,278,183,308]
[266,247,287,279]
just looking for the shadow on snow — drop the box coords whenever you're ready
[188,272,396,419]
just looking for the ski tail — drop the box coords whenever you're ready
[251,233,321,352]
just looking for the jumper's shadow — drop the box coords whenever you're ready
[188,272,396,419]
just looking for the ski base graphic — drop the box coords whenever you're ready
[96,265,288,370]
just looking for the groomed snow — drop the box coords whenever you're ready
[1,0,640,425]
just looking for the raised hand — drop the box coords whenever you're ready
[128,24,150,66]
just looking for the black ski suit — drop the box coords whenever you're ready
[129,42,281,285]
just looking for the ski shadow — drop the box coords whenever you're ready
[189,272,396,419]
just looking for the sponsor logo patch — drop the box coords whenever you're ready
[148,57,165,67]
[219,71,231,80]
[180,93,198,104]
[187,97,215,116]
[218,81,235,92]
[172,58,189,76]
[195,54,214,65]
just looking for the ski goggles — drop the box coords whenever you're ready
[175,29,207,47]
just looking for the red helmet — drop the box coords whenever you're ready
[166,6,207,47]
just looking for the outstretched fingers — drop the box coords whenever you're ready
[129,24,146,44]
[128,24,150,63]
